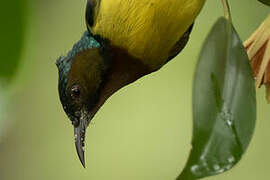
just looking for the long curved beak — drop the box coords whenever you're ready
[74,117,87,168]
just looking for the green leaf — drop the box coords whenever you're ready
[0,0,26,83]
[177,18,256,180]
[259,0,270,6]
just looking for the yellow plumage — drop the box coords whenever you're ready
[91,0,205,70]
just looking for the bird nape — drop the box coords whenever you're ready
[56,0,205,168]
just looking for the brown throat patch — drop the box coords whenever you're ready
[90,45,153,118]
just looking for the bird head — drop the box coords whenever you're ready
[56,31,111,167]
[56,31,151,167]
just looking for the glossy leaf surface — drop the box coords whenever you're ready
[178,18,256,180]
[259,0,270,6]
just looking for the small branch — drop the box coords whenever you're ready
[221,0,232,21]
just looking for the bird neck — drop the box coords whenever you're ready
[90,46,152,118]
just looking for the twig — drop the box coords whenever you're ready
[221,0,232,21]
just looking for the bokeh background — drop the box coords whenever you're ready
[0,0,269,180]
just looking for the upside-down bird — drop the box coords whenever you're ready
[56,0,205,167]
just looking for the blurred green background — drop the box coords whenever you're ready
[0,0,269,180]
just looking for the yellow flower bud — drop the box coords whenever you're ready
[244,15,270,103]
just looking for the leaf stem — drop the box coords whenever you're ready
[221,0,232,21]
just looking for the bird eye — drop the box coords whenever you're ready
[71,85,81,99]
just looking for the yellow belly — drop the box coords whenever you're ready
[92,0,205,70]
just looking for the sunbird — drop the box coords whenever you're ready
[56,0,205,167]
